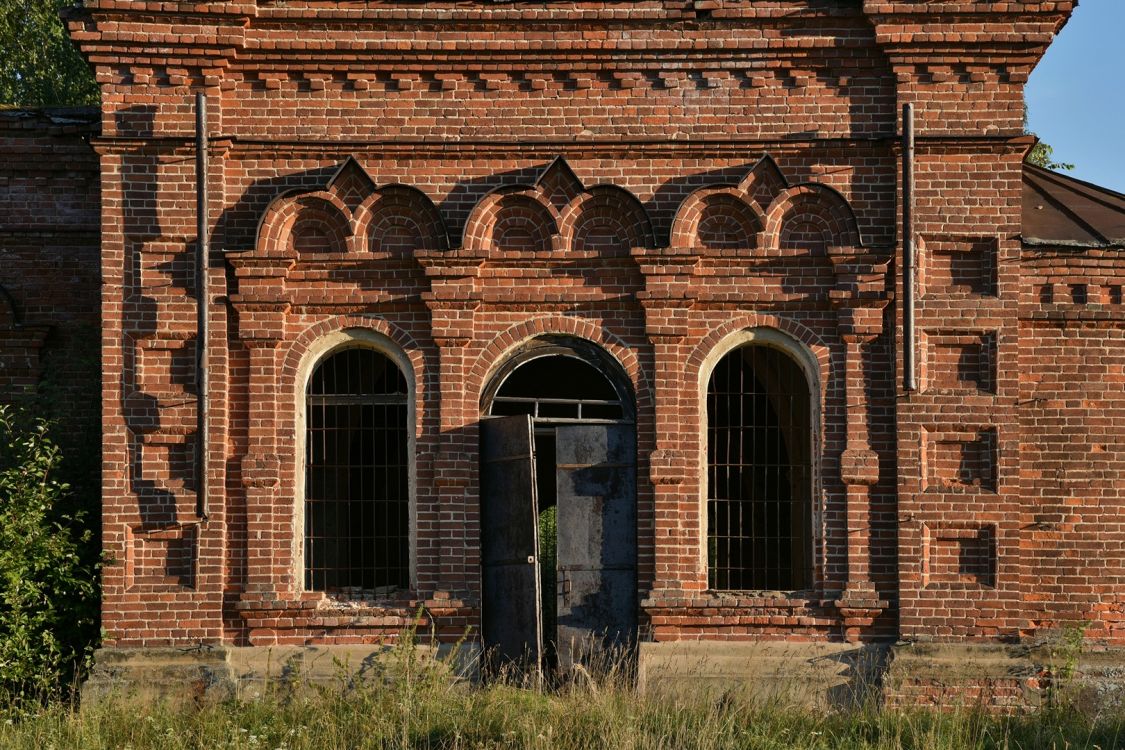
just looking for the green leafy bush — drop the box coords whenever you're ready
[0,0,99,106]
[0,405,98,706]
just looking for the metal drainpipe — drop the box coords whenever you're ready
[195,92,210,521]
[903,103,917,393]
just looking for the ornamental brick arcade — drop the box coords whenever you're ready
[2,0,1124,707]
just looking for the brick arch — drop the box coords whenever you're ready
[257,191,355,256]
[462,187,560,253]
[764,184,862,252]
[687,314,831,403]
[255,189,303,256]
[280,315,433,422]
[557,185,656,254]
[669,186,766,250]
[355,184,449,256]
[467,316,651,418]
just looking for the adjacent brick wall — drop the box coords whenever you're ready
[0,108,101,454]
[1019,248,1125,646]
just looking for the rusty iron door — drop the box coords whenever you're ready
[479,415,542,670]
[554,423,636,670]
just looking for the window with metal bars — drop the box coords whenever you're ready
[707,344,813,591]
[304,346,409,595]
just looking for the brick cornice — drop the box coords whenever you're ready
[67,1,884,76]
[863,0,1074,72]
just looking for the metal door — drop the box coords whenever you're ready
[479,415,542,670]
[554,424,636,670]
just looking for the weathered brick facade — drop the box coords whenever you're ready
[0,109,101,444]
[3,0,1120,705]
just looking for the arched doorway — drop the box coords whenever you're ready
[479,336,636,674]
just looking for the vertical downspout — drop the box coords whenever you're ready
[195,92,210,520]
[903,103,917,393]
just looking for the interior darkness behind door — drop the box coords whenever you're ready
[479,415,542,672]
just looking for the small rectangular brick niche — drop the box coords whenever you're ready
[921,330,997,393]
[125,524,197,590]
[134,439,196,495]
[134,339,197,394]
[920,236,998,297]
[922,427,998,492]
[922,523,997,588]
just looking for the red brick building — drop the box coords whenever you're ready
[4,0,1124,705]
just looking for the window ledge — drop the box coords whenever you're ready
[641,590,818,610]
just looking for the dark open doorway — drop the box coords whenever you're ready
[479,337,636,677]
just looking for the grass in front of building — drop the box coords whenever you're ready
[2,636,1122,750]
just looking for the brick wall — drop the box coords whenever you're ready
[1019,248,1125,646]
[0,109,101,466]
[60,0,1125,689]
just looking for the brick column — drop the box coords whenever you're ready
[419,252,483,599]
[633,248,701,596]
[830,250,891,641]
[228,253,294,598]
[236,308,288,596]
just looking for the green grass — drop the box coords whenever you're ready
[2,665,1122,750]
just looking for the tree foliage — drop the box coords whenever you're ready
[0,405,99,707]
[1024,102,1075,172]
[1026,141,1076,172]
[0,0,98,107]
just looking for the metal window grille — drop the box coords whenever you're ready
[305,347,409,594]
[707,345,812,591]
[490,355,624,422]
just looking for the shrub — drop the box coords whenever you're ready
[0,405,99,706]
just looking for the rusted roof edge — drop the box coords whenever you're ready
[1020,236,1125,250]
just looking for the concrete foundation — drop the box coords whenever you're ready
[82,641,1125,712]
[638,641,888,709]
[81,642,478,705]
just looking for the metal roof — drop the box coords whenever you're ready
[1023,163,1125,249]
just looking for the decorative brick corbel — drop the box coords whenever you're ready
[638,294,695,345]
[834,585,889,644]
[231,302,290,346]
[649,448,691,487]
[240,453,280,489]
[632,247,700,346]
[840,447,880,487]
[418,249,484,345]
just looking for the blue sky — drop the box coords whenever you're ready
[1026,0,1125,193]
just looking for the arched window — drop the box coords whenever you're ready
[707,344,813,590]
[304,347,409,594]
